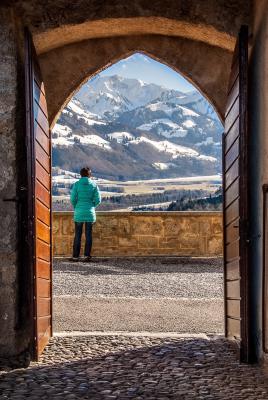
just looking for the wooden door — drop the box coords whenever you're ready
[263,185,268,353]
[25,29,52,360]
[223,25,249,362]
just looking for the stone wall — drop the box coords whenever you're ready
[40,35,231,126]
[248,0,268,361]
[53,211,222,257]
[0,8,31,365]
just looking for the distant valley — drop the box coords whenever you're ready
[52,74,222,211]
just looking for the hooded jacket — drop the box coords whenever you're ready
[70,177,101,222]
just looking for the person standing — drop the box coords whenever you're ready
[70,167,101,262]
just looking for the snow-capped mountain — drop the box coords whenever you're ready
[76,75,178,118]
[52,75,222,180]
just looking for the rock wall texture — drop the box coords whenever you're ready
[41,35,231,126]
[0,9,31,366]
[0,9,19,359]
[248,0,268,361]
[4,1,249,53]
[53,212,223,257]
[2,0,249,126]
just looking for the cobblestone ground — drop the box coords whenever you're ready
[1,335,268,399]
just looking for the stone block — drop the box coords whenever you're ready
[62,216,74,235]
[118,236,138,248]
[211,220,223,235]
[92,229,101,239]
[119,218,131,235]
[164,218,183,235]
[52,215,60,235]
[181,218,199,234]
[199,219,212,234]
[97,217,118,236]
[132,217,163,236]
[138,235,159,249]
[178,234,202,252]
[93,236,118,248]
[93,221,102,233]
[207,235,222,255]
[93,247,117,256]
[160,237,179,249]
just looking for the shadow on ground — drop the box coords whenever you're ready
[0,335,268,399]
[53,257,223,276]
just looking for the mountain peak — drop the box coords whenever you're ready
[53,74,222,181]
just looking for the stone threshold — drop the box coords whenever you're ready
[54,331,220,339]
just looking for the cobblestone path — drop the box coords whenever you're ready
[1,334,268,399]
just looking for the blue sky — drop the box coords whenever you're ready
[99,53,195,93]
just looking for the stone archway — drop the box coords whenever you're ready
[39,35,232,127]
[0,0,255,366]
[16,2,249,127]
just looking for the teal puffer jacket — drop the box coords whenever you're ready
[70,177,101,222]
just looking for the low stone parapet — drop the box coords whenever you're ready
[53,211,222,257]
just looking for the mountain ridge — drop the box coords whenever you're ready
[52,75,222,181]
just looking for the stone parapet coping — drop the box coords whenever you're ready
[53,211,222,217]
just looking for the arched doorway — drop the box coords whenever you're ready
[24,24,250,362]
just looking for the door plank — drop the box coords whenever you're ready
[225,138,239,171]
[225,200,239,225]
[226,219,239,244]
[227,299,241,318]
[225,96,239,133]
[226,259,240,281]
[225,77,239,117]
[36,239,50,262]
[228,58,239,93]
[37,298,51,317]
[36,259,51,279]
[36,161,50,190]
[36,278,51,298]
[226,317,241,338]
[36,200,50,226]
[35,123,50,152]
[225,118,239,154]
[35,141,50,173]
[225,178,239,208]
[34,102,49,133]
[226,240,240,262]
[34,81,48,117]
[226,279,241,299]
[225,159,239,190]
[36,219,50,243]
[36,180,50,207]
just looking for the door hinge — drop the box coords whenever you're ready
[3,196,20,203]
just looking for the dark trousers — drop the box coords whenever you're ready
[73,222,93,258]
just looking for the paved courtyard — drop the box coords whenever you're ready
[53,257,224,333]
[1,259,267,399]
[1,334,268,399]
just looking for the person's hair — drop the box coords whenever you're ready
[80,167,91,177]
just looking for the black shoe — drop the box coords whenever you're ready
[69,257,79,262]
[83,256,93,262]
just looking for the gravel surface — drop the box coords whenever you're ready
[54,297,223,333]
[53,257,224,334]
[1,335,268,399]
[53,257,223,298]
